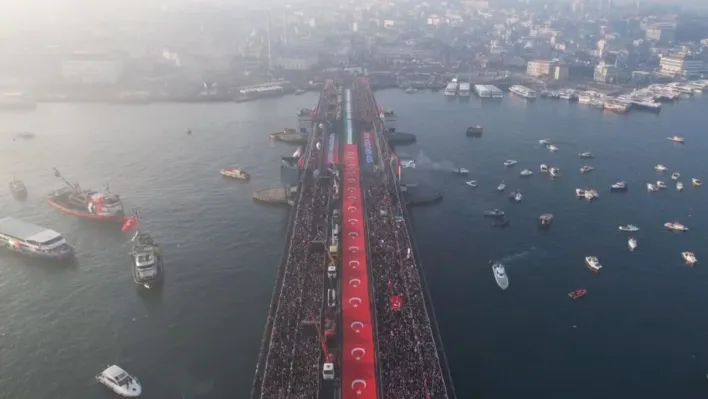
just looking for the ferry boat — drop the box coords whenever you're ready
[611,181,628,191]
[458,82,471,97]
[619,224,639,232]
[538,213,554,228]
[130,230,164,289]
[655,164,668,172]
[466,125,483,137]
[667,136,684,143]
[682,251,698,265]
[568,289,587,300]
[579,152,595,159]
[664,222,688,232]
[503,160,518,167]
[444,79,458,97]
[677,181,684,191]
[509,85,537,99]
[585,256,602,272]
[492,262,509,290]
[48,168,125,222]
[580,165,594,174]
[692,178,702,187]
[628,238,638,251]
[0,217,74,260]
[671,172,680,180]
[96,365,142,397]
[9,178,27,199]
[220,167,250,181]
[520,169,533,177]
[549,167,560,177]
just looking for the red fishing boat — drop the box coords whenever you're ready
[568,289,587,300]
[47,168,126,222]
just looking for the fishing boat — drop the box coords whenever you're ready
[568,289,587,299]
[628,238,637,251]
[682,251,697,265]
[9,178,27,199]
[96,365,142,397]
[483,209,505,218]
[538,213,554,228]
[655,164,668,172]
[585,256,602,272]
[497,182,507,192]
[549,167,560,177]
[452,167,469,174]
[47,168,125,222]
[492,262,509,290]
[664,222,688,232]
[465,180,478,188]
[578,152,595,159]
[0,217,74,260]
[130,229,164,289]
[677,181,684,191]
[667,136,684,143]
[520,169,533,177]
[611,181,628,191]
[503,160,518,167]
[692,178,702,187]
[220,167,250,181]
[619,224,639,232]
[580,165,594,174]
[671,172,680,180]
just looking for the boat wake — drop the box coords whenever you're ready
[499,247,541,264]
[409,151,456,171]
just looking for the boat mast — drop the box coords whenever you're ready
[52,168,80,193]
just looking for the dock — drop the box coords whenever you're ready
[252,186,297,205]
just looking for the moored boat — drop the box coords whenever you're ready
[9,178,27,199]
[492,262,509,290]
[547,144,559,152]
[682,251,697,265]
[656,180,667,189]
[48,168,125,222]
[647,183,658,192]
[585,256,602,272]
[568,289,587,299]
[466,125,483,137]
[509,191,522,203]
[0,217,74,260]
[96,365,142,397]
[539,139,552,145]
[220,167,250,181]
[628,238,638,251]
[130,230,164,289]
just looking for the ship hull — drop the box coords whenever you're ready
[48,198,126,222]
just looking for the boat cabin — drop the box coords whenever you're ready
[0,217,70,252]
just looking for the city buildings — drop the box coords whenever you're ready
[594,62,618,83]
[658,55,705,78]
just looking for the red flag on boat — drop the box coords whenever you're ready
[121,216,138,232]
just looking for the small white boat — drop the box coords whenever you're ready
[671,172,680,180]
[509,191,522,203]
[400,159,416,168]
[656,180,667,189]
[465,180,478,188]
[682,251,697,265]
[585,256,602,272]
[647,183,658,192]
[655,164,668,172]
[692,178,702,187]
[578,152,595,159]
[611,181,628,191]
[503,160,518,167]
[497,182,507,192]
[520,169,533,177]
[584,190,597,201]
[220,167,250,180]
[667,136,685,143]
[539,139,552,145]
[540,164,549,173]
[619,224,639,232]
[404,87,418,94]
[96,365,142,397]
[453,167,469,174]
[549,167,560,177]
[492,262,509,290]
[628,238,637,251]
[547,144,559,152]
[580,165,594,174]
[664,222,688,232]
[575,188,586,197]
[677,181,684,191]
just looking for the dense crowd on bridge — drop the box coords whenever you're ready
[258,123,334,399]
[365,165,448,398]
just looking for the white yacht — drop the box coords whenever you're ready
[520,169,533,177]
[585,256,602,272]
[656,180,667,189]
[647,183,658,192]
[492,262,509,290]
[671,172,680,180]
[503,160,518,167]
[509,85,537,99]
[465,180,478,188]
[682,251,698,265]
[692,178,702,187]
[96,365,142,397]
[497,182,507,192]
[540,164,549,173]
[584,189,598,201]
[677,181,684,191]
[547,144,559,152]
[453,167,469,174]
[549,167,560,177]
[444,79,458,97]
[611,181,628,191]
[575,188,586,198]
[619,224,639,232]
[0,217,75,261]
[667,136,685,143]
[130,231,163,289]
[665,222,688,232]
[628,238,638,251]
[655,164,668,172]
[539,139,552,145]
[580,165,594,174]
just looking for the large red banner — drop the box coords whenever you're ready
[341,144,378,399]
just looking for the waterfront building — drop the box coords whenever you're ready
[645,23,676,45]
[594,62,617,84]
[526,59,553,77]
[658,55,705,78]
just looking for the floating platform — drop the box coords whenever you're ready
[385,131,416,144]
[252,186,297,205]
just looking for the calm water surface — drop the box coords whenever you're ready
[0,91,707,398]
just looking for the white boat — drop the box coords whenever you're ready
[509,191,522,203]
[130,231,163,289]
[628,238,637,251]
[682,251,697,265]
[656,180,667,189]
[492,262,509,290]
[503,160,518,167]
[611,181,628,191]
[664,222,688,232]
[549,167,560,177]
[404,87,418,94]
[520,169,533,177]
[671,172,680,180]
[497,182,507,192]
[444,79,458,97]
[96,365,142,397]
[619,224,639,232]
[220,167,250,180]
[580,165,594,174]
[677,181,684,191]
[585,256,602,272]
[400,159,416,168]
[655,164,668,172]
[509,85,537,99]
[458,82,471,97]
[0,217,75,260]
[547,144,559,152]
[575,188,586,197]
[539,139,552,145]
[667,136,685,143]
[453,167,469,174]
[540,164,549,173]
[584,190,598,201]
[647,183,658,192]
[692,178,702,187]
[579,152,595,159]
[465,180,478,188]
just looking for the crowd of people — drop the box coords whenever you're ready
[258,120,333,399]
